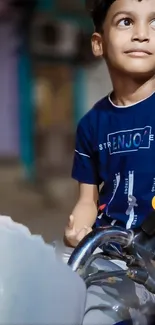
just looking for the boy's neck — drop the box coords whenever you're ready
[110,73,155,107]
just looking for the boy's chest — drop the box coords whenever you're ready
[102,125,155,155]
[95,110,155,173]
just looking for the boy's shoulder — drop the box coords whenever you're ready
[79,95,110,127]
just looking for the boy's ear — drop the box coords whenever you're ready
[91,33,104,57]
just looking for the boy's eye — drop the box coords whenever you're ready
[118,18,133,27]
[150,19,155,28]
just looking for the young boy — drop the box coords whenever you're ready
[64,0,155,248]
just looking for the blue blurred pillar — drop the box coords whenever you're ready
[18,50,35,180]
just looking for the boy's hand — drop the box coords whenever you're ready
[65,215,92,247]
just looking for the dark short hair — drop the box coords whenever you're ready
[86,0,142,32]
[90,0,116,31]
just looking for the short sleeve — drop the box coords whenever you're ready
[72,115,99,185]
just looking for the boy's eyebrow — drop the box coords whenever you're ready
[112,10,155,21]
[112,10,135,20]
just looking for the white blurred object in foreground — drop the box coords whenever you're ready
[0,216,86,325]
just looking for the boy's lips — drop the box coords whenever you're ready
[124,49,152,56]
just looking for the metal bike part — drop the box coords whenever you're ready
[68,226,134,272]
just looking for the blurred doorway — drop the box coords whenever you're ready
[34,63,74,198]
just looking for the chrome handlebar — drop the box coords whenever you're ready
[67,225,155,293]
[68,226,133,272]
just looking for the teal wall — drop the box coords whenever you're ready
[18,45,35,180]
[19,0,89,179]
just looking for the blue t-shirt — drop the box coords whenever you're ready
[72,92,155,229]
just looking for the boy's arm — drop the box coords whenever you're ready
[71,183,98,229]
[64,183,98,247]
[64,113,100,247]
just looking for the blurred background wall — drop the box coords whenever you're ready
[0,0,112,241]
[0,12,19,157]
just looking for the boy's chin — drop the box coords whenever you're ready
[127,69,154,80]
[119,64,155,80]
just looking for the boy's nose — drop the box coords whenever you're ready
[132,23,149,43]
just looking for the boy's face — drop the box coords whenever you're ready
[92,0,155,78]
